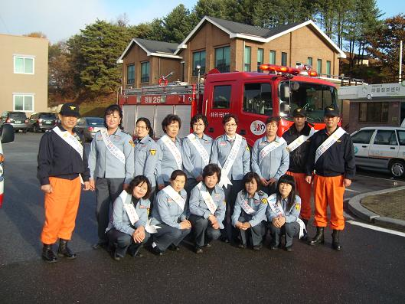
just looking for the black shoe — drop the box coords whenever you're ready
[169,244,180,251]
[92,241,108,250]
[195,247,203,254]
[113,252,122,261]
[58,239,77,259]
[128,244,143,257]
[309,227,325,246]
[332,230,342,251]
[152,244,163,256]
[221,236,229,243]
[253,244,262,251]
[285,246,293,252]
[238,243,246,249]
[42,244,58,263]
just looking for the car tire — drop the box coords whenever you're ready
[22,128,27,133]
[33,125,39,133]
[389,160,405,178]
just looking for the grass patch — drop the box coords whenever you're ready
[361,189,405,221]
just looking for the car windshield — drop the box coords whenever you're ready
[279,81,338,122]
[10,113,27,119]
[87,118,104,126]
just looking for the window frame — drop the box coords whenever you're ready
[126,64,135,85]
[141,61,150,83]
[215,46,230,73]
[192,50,206,76]
[351,130,374,144]
[270,50,276,65]
[317,59,322,74]
[14,55,35,75]
[243,82,273,116]
[358,102,389,123]
[281,52,287,66]
[13,94,34,112]
[244,46,251,72]
[257,48,264,72]
[212,85,232,109]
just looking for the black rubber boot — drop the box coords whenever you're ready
[309,227,324,246]
[42,244,58,263]
[332,230,342,251]
[58,239,77,259]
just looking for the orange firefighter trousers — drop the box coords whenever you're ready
[41,176,81,244]
[313,174,345,230]
[287,171,312,220]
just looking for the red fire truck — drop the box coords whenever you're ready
[118,64,338,147]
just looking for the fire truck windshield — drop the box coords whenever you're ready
[279,81,338,122]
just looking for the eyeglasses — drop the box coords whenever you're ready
[193,123,205,127]
[225,123,237,127]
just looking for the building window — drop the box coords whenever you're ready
[192,50,206,76]
[14,55,34,74]
[13,94,34,112]
[127,64,135,85]
[326,61,331,77]
[141,62,150,83]
[269,51,276,65]
[359,102,389,123]
[257,48,264,72]
[244,46,251,72]
[307,57,313,67]
[243,83,272,116]
[215,46,230,73]
[317,59,322,74]
[281,52,287,66]
[213,85,231,109]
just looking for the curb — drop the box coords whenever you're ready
[348,186,405,231]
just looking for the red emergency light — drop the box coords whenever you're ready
[259,64,317,77]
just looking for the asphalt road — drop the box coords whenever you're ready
[0,133,404,303]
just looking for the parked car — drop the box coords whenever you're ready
[351,126,405,177]
[28,112,57,132]
[0,124,15,207]
[76,117,105,142]
[0,111,28,133]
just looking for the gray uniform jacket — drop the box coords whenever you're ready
[210,134,250,181]
[266,194,301,223]
[88,129,135,184]
[106,191,150,236]
[251,136,289,180]
[232,190,268,227]
[156,136,183,185]
[189,183,226,229]
[182,133,213,179]
[134,135,158,187]
[150,187,188,229]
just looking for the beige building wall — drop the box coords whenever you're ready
[0,34,48,115]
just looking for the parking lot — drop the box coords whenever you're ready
[0,132,404,303]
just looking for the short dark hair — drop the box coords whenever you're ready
[190,114,208,128]
[276,174,297,210]
[126,175,152,200]
[162,114,182,132]
[265,116,280,125]
[104,104,123,129]
[222,114,238,125]
[202,163,221,181]
[136,117,154,138]
[170,170,187,182]
[242,172,261,194]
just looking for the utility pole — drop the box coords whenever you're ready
[399,40,403,83]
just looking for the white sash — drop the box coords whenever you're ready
[218,134,242,188]
[119,191,139,225]
[101,129,126,164]
[315,127,346,163]
[163,185,185,211]
[162,135,182,169]
[287,128,316,153]
[53,126,83,159]
[187,133,209,166]
[268,195,306,239]
[259,137,286,164]
[197,182,217,214]
[239,193,255,215]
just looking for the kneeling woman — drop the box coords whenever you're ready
[106,176,152,261]
[232,172,268,251]
[150,170,191,255]
[267,174,303,252]
[189,164,226,253]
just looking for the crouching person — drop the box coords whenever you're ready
[267,174,305,252]
[150,170,191,255]
[232,172,268,251]
[106,176,152,261]
[189,164,226,254]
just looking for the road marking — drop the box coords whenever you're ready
[356,174,405,184]
[345,188,360,193]
[347,220,405,237]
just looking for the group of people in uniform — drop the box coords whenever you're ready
[37,102,355,263]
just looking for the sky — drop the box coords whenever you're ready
[0,0,402,43]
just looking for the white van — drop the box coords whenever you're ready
[351,126,405,177]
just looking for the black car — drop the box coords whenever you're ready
[76,117,106,142]
[0,111,28,133]
[28,112,57,132]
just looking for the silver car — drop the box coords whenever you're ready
[76,117,106,142]
[0,111,28,133]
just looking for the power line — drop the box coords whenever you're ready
[0,13,10,34]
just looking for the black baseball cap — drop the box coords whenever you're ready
[292,107,307,117]
[59,103,80,117]
[324,106,339,117]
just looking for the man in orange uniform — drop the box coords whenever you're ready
[37,103,91,262]
[283,108,315,236]
[305,106,355,251]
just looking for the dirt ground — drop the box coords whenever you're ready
[361,189,405,221]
